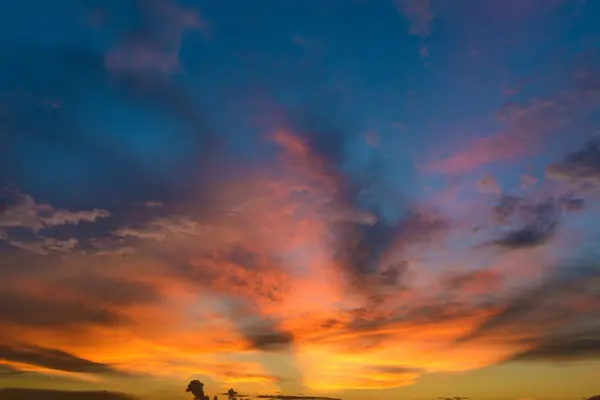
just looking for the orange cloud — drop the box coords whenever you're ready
[1,128,599,398]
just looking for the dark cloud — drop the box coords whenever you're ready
[379,261,410,286]
[335,212,402,277]
[367,365,421,375]
[275,107,423,285]
[438,397,469,400]
[511,326,600,362]
[547,139,600,186]
[0,289,126,327]
[315,300,486,350]
[0,389,136,400]
[560,195,586,211]
[0,343,121,374]
[0,364,26,377]
[492,195,522,224]
[59,276,162,307]
[456,260,600,343]
[488,195,564,250]
[333,208,448,288]
[492,224,557,249]
[243,327,293,352]
[215,246,262,270]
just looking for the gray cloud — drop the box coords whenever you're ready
[0,189,110,233]
[492,224,557,249]
[456,260,600,344]
[58,276,162,307]
[561,196,586,211]
[367,365,422,375]
[0,364,26,377]
[0,343,120,374]
[488,195,571,250]
[0,290,126,328]
[511,327,600,362]
[438,397,469,400]
[245,331,294,352]
[0,189,110,255]
[547,139,600,186]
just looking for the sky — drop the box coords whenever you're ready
[0,1,600,400]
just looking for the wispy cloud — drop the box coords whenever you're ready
[425,66,600,174]
[105,0,209,74]
[0,189,110,233]
[0,343,124,375]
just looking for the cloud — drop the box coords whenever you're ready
[272,122,450,293]
[0,189,110,233]
[0,343,121,375]
[0,189,110,255]
[441,270,503,293]
[560,196,586,211]
[0,289,126,328]
[113,215,207,242]
[487,195,565,250]
[6,237,78,256]
[423,131,530,174]
[0,389,137,400]
[521,174,538,189]
[425,67,600,174]
[511,326,600,362]
[456,260,600,345]
[492,224,556,250]
[244,330,294,352]
[0,364,26,377]
[393,0,438,39]
[476,173,502,194]
[546,139,600,187]
[57,276,162,307]
[332,205,448,290]
[0,90,596,397]
[106,0,208,74]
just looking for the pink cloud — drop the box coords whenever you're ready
[393,0,437,39]
[423,131,531,174]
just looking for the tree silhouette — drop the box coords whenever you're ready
[227,388,237,400]
[186,380,209,400]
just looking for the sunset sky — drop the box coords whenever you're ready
[1,1,600,400]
